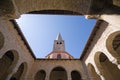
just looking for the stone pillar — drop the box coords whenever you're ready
[96,71,105,80]
[68,77,72,80]
[111,57,120,69]
[99,75,105,80]
[45,69,50,80]
[45,75,49,80]
[5,67,18,80]
[67,71,72,80]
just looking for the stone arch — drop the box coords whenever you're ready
[19,62,28,80]
[71,70,81,80]
[106,31,120,61]
[87,63,101,80]
[34,70,46,80]
[10,62,28,80]
[0,50,19,80]
[28,10,81,15]
[12,0,92,16]
[50,66,67,80]
[0,31,4,50]
[94,52,120,80]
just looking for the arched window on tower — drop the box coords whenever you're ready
[60,42,62,44]
[57,54,61,59]
[57,42,59,44]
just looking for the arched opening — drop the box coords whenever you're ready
[71,71,81,80]
[87,63,101,80]
[112,34,120,54]
[0,31,4,50]
[94,52,120,80]
[0,51,14,79]
[50,67,67,80]
[0,50,19,80]
[35,70,46,80]
[106,31,120,59]
[10,62,27,80]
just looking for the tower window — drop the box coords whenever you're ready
[56,42,62,44]
[60,42,62,44]
[57,54,61,59]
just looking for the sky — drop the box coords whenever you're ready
[16,14,96,58]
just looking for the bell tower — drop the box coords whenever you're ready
[46,33,74,59]
[53,33,65,52]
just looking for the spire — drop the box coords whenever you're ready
[56,33,63,41]
[45,33,74,59]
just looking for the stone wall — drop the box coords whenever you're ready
[30,59,87,80]
[82,20,120,80]
[0,19,34,80]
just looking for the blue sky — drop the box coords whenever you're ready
[16,14,96,58]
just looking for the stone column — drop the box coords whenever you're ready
[68,76,72,80]
[96,71,105,80]
[45,69,50,80]
[45,75,49,80]
[67,71,72,80]
[99,75,105,80]
[5,61,21,80]
[111,57,120,69]
[5,67,18,80]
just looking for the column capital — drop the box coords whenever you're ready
[85,15,101,19]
